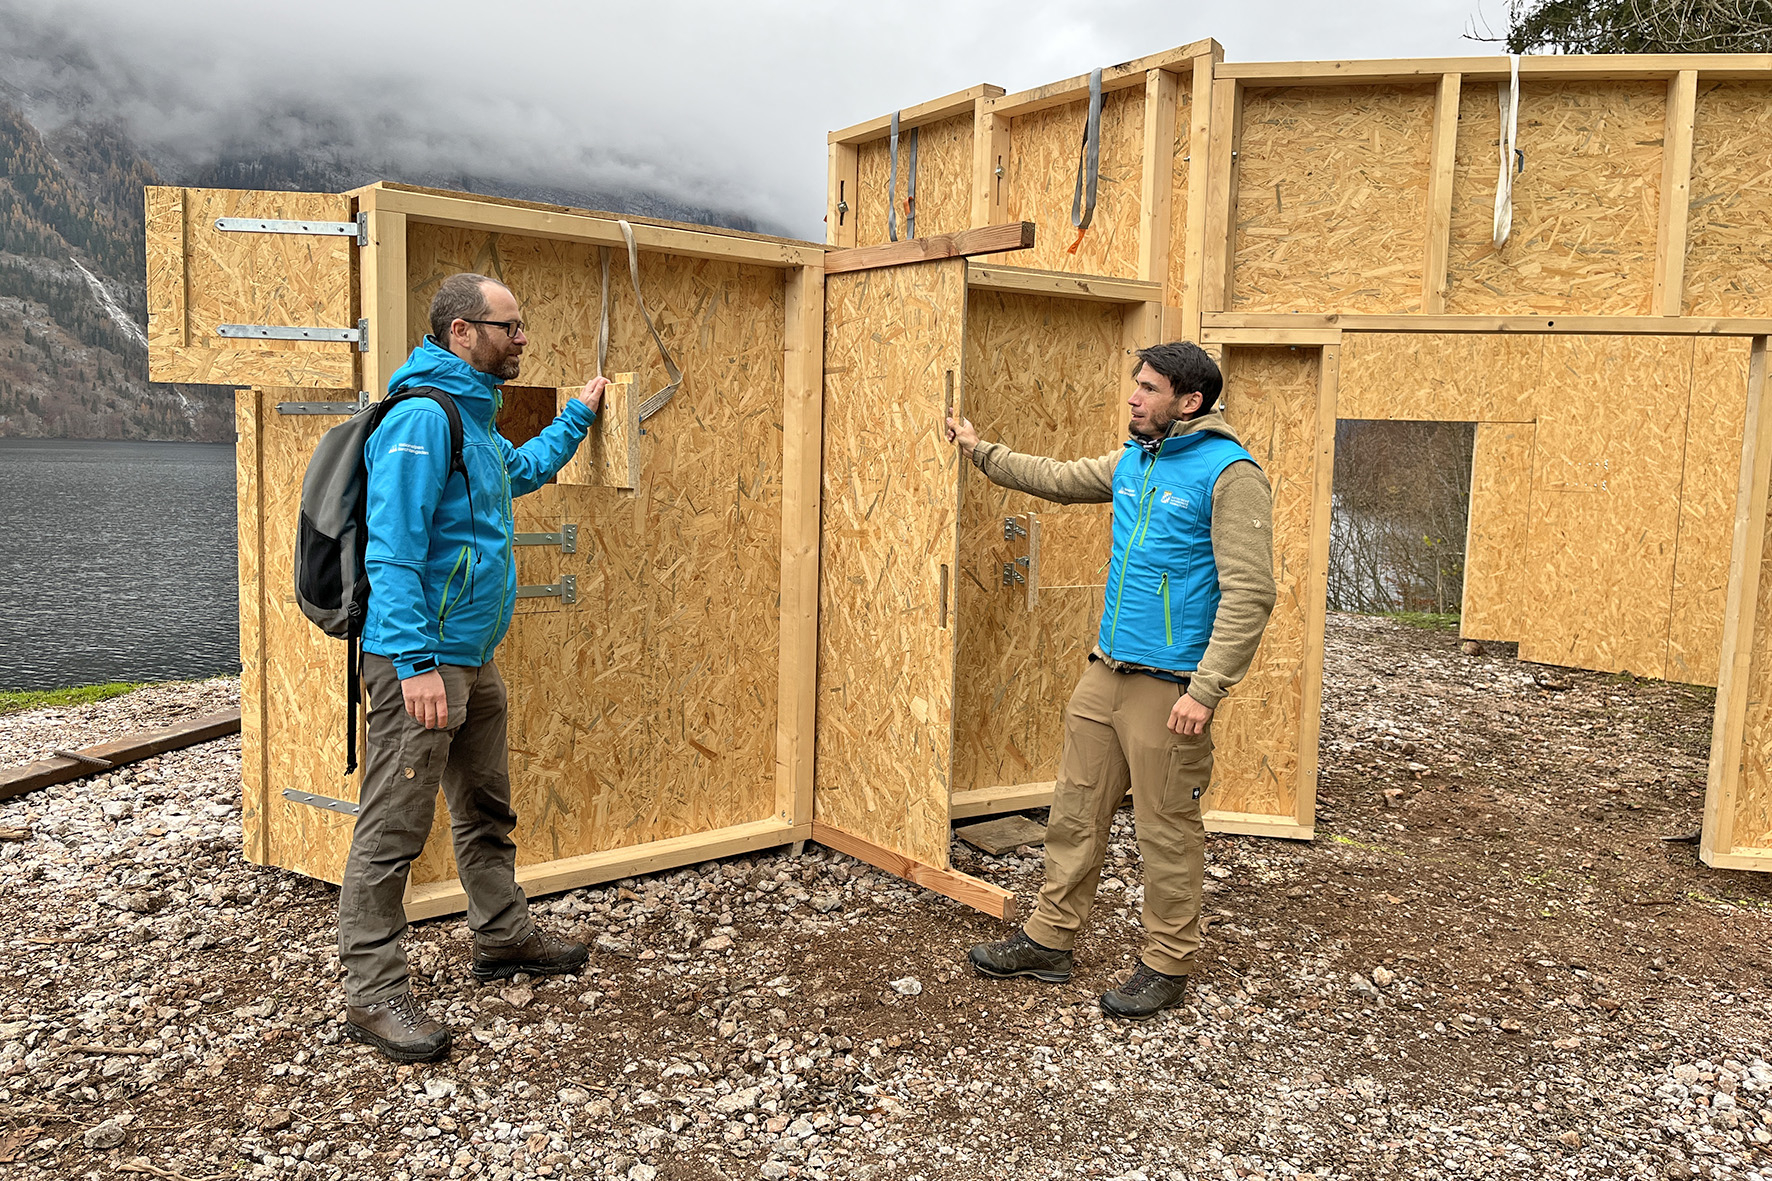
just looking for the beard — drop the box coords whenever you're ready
[470,336,521,380]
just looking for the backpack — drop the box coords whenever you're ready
[293,386,468,772]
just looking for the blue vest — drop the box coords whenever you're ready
[1097,431,1257,671]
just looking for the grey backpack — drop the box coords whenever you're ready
[293,387,466,771]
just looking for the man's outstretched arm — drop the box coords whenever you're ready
[946,411,1117,504]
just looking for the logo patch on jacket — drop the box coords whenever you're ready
[388,442,430,457]
[1160,489,1190,508]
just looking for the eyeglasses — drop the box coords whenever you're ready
[462,318,526,337]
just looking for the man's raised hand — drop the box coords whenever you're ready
[575,376,610,415]
[946,411,979,459]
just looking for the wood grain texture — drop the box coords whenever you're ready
[1461,422,1536,644]
[952,290,1121,796]
[1005,87,1145,278]
[1445,82,1666,315]
[824,222,1035,275]
[810,822,1015,920]
[144,187,186,350]
[555,375,637,489]
[854,112,975,248]
[1684,81,1772,317]
[1338,332,1540,422]
[236,390,270,864]
[1518,336,1694,677]
[816,259,968,870]
[1230,85,1437,314]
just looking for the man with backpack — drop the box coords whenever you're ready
[946,342,1275,1019]
[339,272,605,1062]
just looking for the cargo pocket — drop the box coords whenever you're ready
[1165,730,1214,812]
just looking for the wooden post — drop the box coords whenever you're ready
[236,389,270,864]
[1654,69,1699,318]
[971,99,1012,229]
[358,193,408,400]
[1138,69,1181,289]
[827,142,859,249]
[1296,342,1340,830]
[1201,78,1242,317]
[1180,48,1221,343]
[776,262,825,829]
[1703,334,1771,866]
[1421,73,1462,315]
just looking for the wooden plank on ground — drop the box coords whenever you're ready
[0,710,243,802]
[823,223,1035,275]
[955,815,1047,855]
[811,821,1016,921]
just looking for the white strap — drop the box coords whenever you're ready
[1493,54,1521,250]
[618,220,683,423]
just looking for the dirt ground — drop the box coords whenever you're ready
[2,612,1770,1181]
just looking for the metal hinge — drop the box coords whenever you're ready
[515,575,577,604]
[1002,561,1027,587]
[1003,517,1028,541]
[282,788,360,817]
[276,399,361,415]
[216,212,369,246]
[218,317,368,352]
[512,525,577,553]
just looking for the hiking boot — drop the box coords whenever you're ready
[471,928,588,981]
[1099,961,1191,1020]
[344,991,451,1063]
[968,931,1073,983]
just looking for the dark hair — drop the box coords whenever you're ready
[1133,341,1224,416]
[429,273,498,343]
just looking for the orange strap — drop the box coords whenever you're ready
[1066,224,1088,255]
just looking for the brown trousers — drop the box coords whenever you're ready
[337,656,533,1005]
[1022,658,1212,976]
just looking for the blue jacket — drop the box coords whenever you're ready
[362,337,595,679]
[1098,431,1257,671]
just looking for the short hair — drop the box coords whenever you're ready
[1133,341,1224,415]
[429,273,498,343]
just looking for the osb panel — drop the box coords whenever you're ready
[1230,85,1436,314]
[171,188,360,387]
[1445,82,1664,315]
[1667,337,1752,686]
[1339,333,1540,422]
[953,290,1121,795]
[1164,80,1195,309]
[1006,88,1145,278]
[1461,423,1536,644]
[1736,499,1772,850]
[557,379,639,490]
[236,391,267,864]
[144,187,185,350]
[1208,347,1319,821]
[816,260,968,869]
[854,112,975,248]
[1518,336,1693,677]
[1685,82,1772,317]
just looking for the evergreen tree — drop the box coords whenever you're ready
[1502,0,1772,53]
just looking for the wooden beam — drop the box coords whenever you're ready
[827,142,859,249]
[1296,343,1338,832]
[404,819,809,921]
[357,195,407,399]
[1203,312,1772,336]
[1654,70,1699,318]
[810,821,1017,921]
[1179,46,1221,342]
[971,102,1012,230]
[828,83,1005,146]
[986,39,1221,119]
[967,262,1161,305]
[1422,73,1462,315]
[1200,327,1343,347]
[1201,78,1242,317]
[951,781,1057,820]
[1199,811,1316,841]
[0,710,243,803]
[236,391,271,864]
[1702,336,1772,867]
[775,263,824,830]
[1218,54,1772,85]
[824,222,1035,276]
[372,186,825,269]
[1138,69,1181,288]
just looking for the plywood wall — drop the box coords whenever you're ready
[854,112,975,248]
[1444,82,1665,316]
[1230,85,1436,314]
[1685,81,1772,317]
[952,290,1122,795]
[1006,88,1146,278]
[1165,77,1198,308]
[1209,346,1321,824]
[1461,422,1535,644]
[1338,333,1539,422]
[816,259,968,869]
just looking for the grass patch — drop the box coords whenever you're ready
[0,681,150,716]
[1382,611,1461,632]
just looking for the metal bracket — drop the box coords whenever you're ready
[512,524,577,553]
[276,400,361,415]
[1003,517,1028,541]
[282,788,360,817]
[218,318,368,352]
[515,575,577,604]
[215,215,367,246]
[1002,562,1025,588]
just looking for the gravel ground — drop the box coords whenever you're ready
[2,616,1770,1181]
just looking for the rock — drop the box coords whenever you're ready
[1370,966,1396,988]
[628,1165,658,1181]
[261,1109,294,1131]
[1558,1130,1581,1148]
[1461,640,1484,656]
[1673,1064,1701,1085]
[1347,974,1381,1001]
[303,1141,332,1162]
[423,1079,457,1099]
[559,1086,593,1107]
[702,935,733,952]
[714,1087,762,1115]
[760,1162,791,1179]
[810,892,842,914]
[500,984,534,1008]
[889,977,923,997]
[596,934,630,955]
[83,1120,126,1149]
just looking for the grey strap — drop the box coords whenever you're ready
[906,125,919,239]
[597,244,611,378]
[617,220,683,423]
[888,111,901,242]
[1071,67,1103,234]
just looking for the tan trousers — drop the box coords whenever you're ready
[1023,657,1212,976]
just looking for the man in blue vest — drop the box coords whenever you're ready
[339,273,605,1062]
[946,341,1276,1019]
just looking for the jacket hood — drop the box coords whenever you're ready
[386,336,503,416]
[1168,408,1243,448]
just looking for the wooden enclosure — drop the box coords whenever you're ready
[834,47,1772,873]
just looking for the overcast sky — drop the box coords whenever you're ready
[1,0,1509,238]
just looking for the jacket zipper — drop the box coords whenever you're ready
[1105,454,1158,654]
[480,461,514,665]
[437,545,471,641]
[1160,573,1173,646]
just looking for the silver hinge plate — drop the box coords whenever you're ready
[1002,563,1025,587]
[515,575,577,604]
[276,401,361,415]
[1004,517,1028,541]
[511,524,578,553]
[282,788,360,817]
[216,213,369,246]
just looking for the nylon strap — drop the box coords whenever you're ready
[597,244,612,379]
[888,111,901,242]
[906,125,919,239]
[617,220,683,422]
[1068,67,1103,254]
[1493,54,1521,249]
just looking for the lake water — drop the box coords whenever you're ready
[0,438,240,691]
